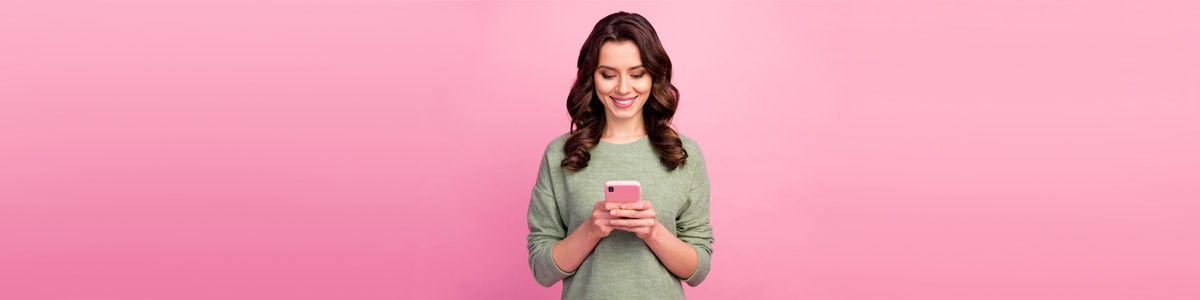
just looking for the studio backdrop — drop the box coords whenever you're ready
[2,1,1197,299]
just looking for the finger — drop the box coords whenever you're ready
[613,202,640,210]
[609,218,656,227]
[594,210,616,220]
[605,202,624,211]
[638,200,653,210]
[614,225,649,234]
[618,200,653,211]
[594,218,617,229]
[610,209,655,219]
[609,209,632,217]
[599,201,625,212]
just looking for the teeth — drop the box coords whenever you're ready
[617,99,632,105]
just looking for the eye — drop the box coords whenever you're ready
[631,74,645,78]
[601,74,615,79]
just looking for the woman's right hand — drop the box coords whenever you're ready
[552,201,620,274]
[583,200,619,239]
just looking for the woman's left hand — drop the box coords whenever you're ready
[606,200,660,240]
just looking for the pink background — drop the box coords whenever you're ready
[2,1,1198,299]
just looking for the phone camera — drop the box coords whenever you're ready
[608,187,614,193]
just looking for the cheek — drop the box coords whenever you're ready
[594,78,613,95]
[635,80,653,94]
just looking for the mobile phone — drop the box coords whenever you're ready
[604,181,641,203]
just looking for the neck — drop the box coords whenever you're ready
[602,111,647,141]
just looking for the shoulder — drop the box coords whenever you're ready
[675,132,708,180]
[676,132,707,173]
[677,132,704,158]
[541,132,573,159]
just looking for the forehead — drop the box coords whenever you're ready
[597,40,642,68]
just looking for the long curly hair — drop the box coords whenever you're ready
[561,11,687,172]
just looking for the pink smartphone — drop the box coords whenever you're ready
[604,181,641,203]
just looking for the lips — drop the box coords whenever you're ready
[611,96,636,108]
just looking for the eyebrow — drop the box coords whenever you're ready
[598,65,644,71]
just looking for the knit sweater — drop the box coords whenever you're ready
[526,132,714,299]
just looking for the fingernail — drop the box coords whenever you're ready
[610,210,616,216]
[621,205,626,209]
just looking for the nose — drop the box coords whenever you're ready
[618,75,631,95]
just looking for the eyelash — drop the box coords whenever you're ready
[601,74,644,79]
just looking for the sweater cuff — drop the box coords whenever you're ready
[532,244,576,287]
[680,243,712,287]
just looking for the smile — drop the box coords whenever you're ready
[611,96,636,108]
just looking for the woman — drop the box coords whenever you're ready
[526,11,714,299]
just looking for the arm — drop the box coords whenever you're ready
[644,221,700,279]
[527,151,578,287]
[552,222,602,273]
[611,144,715,286]
[667,145,715,287]
[527,145,621,287]
[611,201,704,280]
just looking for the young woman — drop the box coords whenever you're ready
[526,11,714,299]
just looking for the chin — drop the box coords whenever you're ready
[610,110,639,119]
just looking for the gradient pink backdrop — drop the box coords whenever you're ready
[2,1,1198,299]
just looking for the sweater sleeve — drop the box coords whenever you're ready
[526,148,576,287]
[676,145,714,287]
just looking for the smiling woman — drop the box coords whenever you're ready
[596,42,651,120]
[561,11,687,172]
[526,11,714,300]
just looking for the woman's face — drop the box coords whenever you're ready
[594,40,652,121]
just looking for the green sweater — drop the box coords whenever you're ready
[526,132,714,299]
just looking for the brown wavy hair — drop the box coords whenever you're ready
[561,11,687,172]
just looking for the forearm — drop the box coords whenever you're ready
[551,225,601,273]
[645,221,699,279]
